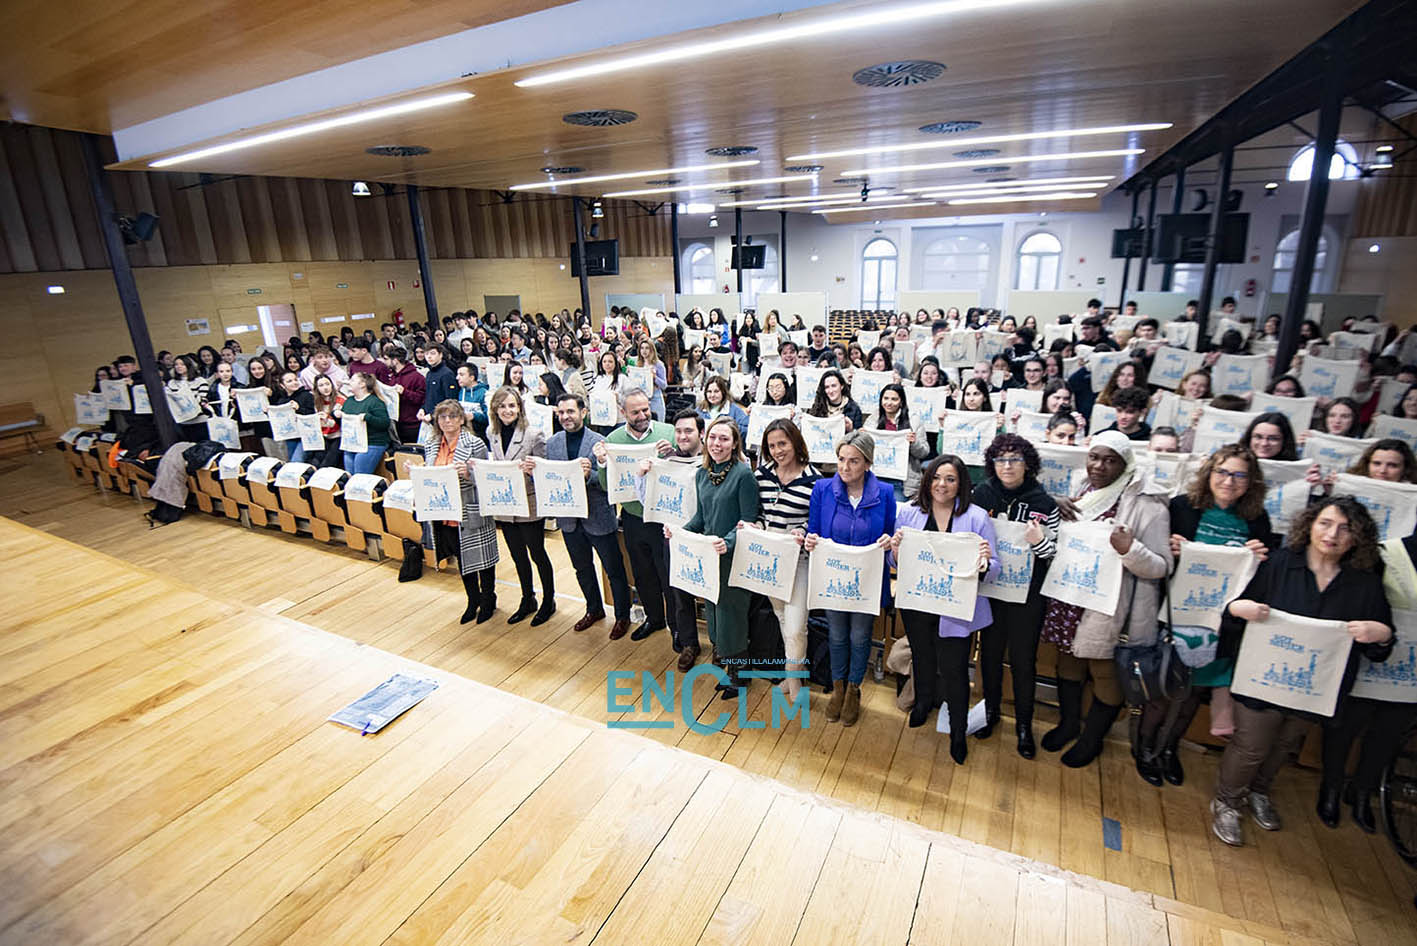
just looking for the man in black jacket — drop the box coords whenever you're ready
[418,345,457,422]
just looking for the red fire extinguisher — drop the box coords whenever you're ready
[391,307,405,328]
[1243,279,1257,298]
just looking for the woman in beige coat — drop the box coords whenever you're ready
[488,385,555,625]
[1039,430,1171,768]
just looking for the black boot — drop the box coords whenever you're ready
[974,705,999,740]
[1061,700,1121,768]
[509,595,537,624]
[398,539,424,582]
[908,703,931,728]
[1351,788,1377,834]
[950,732,968,765]
[1159,745,1185,786]
[1317,783,1342,829]
[458,572,479,624]
[475,569,497,624]
[1041,680,1084,752]
[1016,722,1036,759]
[1135,747,1164,786]
[530,595,557,627]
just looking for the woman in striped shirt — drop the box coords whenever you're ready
[750,418,820,702]
[970,433,1060,759]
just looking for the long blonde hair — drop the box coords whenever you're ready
[488,385,528,435]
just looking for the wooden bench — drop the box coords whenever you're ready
[0,402,48,455]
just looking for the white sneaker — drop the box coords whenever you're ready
[630,604,646,624]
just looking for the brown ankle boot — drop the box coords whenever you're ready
[842,683,862,727]
[825,681,846,722]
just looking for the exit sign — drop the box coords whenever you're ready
[336,283,349,289]
[246,288,262,294]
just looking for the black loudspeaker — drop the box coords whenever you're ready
[118,212,159,245]
[1223,189,1244,212]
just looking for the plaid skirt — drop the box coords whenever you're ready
[434,521,500,574]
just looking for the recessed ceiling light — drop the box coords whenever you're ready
[46,285,64,294]
[1376,145,1394,153]
[148,90,473,168]
[809,253,820,262]
[946,191,1097,205]
[842,148,1143,177]
[813,201,935,214]
[601,174,817,198]
[1264,181,1279,190]
[351,181,372,197]
[510,160,759,191]
[915,181,1107,198]
[1373,158,1394,169]
[677,202,716,214]
[1368,243,1382,253]
[902,174,1114,193]
[852,60,945,87]
[787,123,1170,161]
[515,0,1052,87]
[758,194,918,210]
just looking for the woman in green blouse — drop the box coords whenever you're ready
[668,415,761,698]
[337,371,392,475]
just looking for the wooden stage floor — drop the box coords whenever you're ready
[2,454,1416,944]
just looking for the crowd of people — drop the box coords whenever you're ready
[87,296,1417,850]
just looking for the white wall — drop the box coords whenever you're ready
[675,180,1364,321]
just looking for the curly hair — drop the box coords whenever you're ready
[1347,438,1417,483]
[1285,496,1381,571]
[1185,444,1266,520]
[983,433,1040,480]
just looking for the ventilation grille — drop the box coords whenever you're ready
[705,145,758,156]
[784,164,824,173]
[954,148,1000,159]
[716,187,746,195]
[562,109,638,126]
[853,61,946,88]
[919,120,981,134]
[365,145,430,157]
[971,165,1012,173]
[833,176,868,185]
[644,178,682,186]
[539,165,584,174]
[986,177,1016,183]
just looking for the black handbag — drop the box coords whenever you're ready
[1114,578,1190,707]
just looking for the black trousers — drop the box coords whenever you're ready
[499,520,555,603]
[621,511,673,631]
[902,609,973,735]
[396,420,421,444]
[434,523,495,604]
[978,595,1044,727]
[1322,697,1417,792]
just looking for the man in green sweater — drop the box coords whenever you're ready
[593,389,673,641]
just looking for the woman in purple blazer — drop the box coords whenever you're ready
[889,454,999,764]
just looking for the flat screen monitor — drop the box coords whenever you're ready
[569,239,619,276]
[1153,214,1249,264]
[1110,228,1145,258]
[731,245,766,270]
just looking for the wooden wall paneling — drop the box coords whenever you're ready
[25,126,86,270]
[426,189,456,261]
[470,195,495,259]
[0,141,33,273]
[235,176,282,263]
[3,126,62,271]
[269,178,312,262]
[150,173,200,268]
[449,189,476,259]
[51,132,108,269]
[104,170,151,268]
[0,278,68,425]
[204,177,251,264]
[127,171,169,267]
[326,181,364,260]
[299,179,338,260]
[385,188,414,260]
[182,177,220,265]
[216,305,266,351]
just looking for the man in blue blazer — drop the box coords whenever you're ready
[546,392,632,638]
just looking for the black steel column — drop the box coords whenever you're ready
[81,134,177,448]
[670,201,682,296]
[779,210,788,291]
[571,197,592,322]
[405,184,439,332]
[1160,167,1185,291]
[1137,179,1159,291]
[1277,54,1344,380]
[1195,141,1234,348]
[734,206,744,294]
[1118,188,1139,309]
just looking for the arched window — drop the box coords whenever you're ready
[684,243,715,294]
[1015,231,1062,291]
[861,238,898,310]
[1287,141,1359,182]
[746,240,779,309]
[921,234,992,291]
[1271,228,1330,294]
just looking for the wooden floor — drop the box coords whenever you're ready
[3,455,1417,945]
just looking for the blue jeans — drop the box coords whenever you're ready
[343,448,384,475]
[826,610,876,684]
[562,526,632,620]
[285,439,305,463]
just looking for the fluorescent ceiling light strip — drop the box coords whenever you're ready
[717,191,861,207]
[601,174,816,198]
[515,0,1047,87]
[148,91,473,168]
[510,160,759,191]
[901,174,1114,194]
[787,123,1171,161]
[946,191,1097,205]
[813,201,935,214]
[915,182,1103,199]
[758,194,913,210]
[843,148,1143,177]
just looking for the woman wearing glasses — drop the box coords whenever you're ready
[971,434,1060,758]
[1142,445,1275,787]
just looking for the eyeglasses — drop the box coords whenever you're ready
[1212,469,1250,483]
[993,456,1026,466]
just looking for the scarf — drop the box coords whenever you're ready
[1071,430,1136,521]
